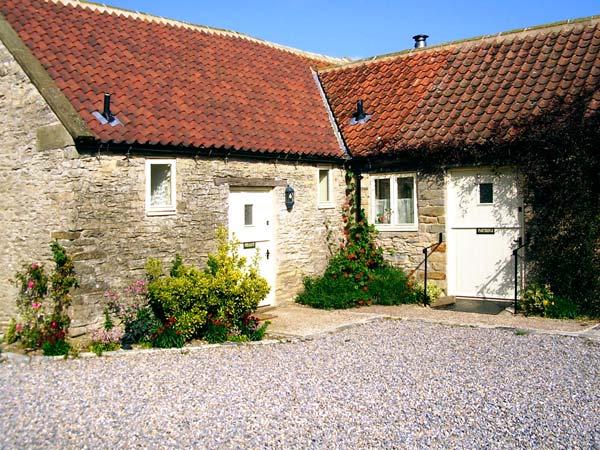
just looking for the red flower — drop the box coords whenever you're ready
[363,286,369,292]
[343,272,349,278]
[176,331,181,335]
[50,322,57,329]
[358,300,364,306]
[360,248,366,254]
[169,317,176,324]
[348,254,356,260]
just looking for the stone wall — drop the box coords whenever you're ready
[0,40,346,334]
[360,172,447,291]
[0,40,78,328]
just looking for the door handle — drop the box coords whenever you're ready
[266,249,270,260]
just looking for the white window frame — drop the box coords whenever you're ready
[145,159,177,216]
[370,173,418,231]
[317,167,335,209]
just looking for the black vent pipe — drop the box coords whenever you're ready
[102,93,113,122]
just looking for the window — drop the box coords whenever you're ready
[145,159,176,215]
[479,182,494,204]
[244,204,253,226]
[371,174,417,230]
[318,168,334,208]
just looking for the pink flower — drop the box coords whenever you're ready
[27,280,35,289]
[31,263,39,270]
[31,302,41,309]
[16,324,23,332]
[51,322,58,329]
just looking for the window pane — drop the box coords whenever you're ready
[479,183,493,204]
[374,178,391,224]
[244,204,253,226]
[319,170,330,203]
[397,177,414,224]
[150,164,172,207]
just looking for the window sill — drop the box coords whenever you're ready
[375,224,418,232]
[146,209,177,216]
[318,202,335,210]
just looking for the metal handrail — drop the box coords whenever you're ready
[422,232,444,305]
[512,236,528,312]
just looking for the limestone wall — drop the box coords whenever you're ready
[360,172,447,291]
[0,40,78,328]
[0,40,346,334]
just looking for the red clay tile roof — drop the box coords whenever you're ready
[1,0,346,158]
[319,17,600,158]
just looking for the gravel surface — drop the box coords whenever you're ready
[1,319,599,449]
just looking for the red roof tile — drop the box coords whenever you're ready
[319,18,600,157]
[1,0,346,158]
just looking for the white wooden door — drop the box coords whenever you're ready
[447,168,523,299]
[228,188,275,306]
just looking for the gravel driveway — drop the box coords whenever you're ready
[1,319,599,449]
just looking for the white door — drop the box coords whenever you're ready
[228,188,275,306]
[447,168,523,299]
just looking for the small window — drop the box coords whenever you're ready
[244,204,253,226]
[146,159,176,215]
[372,174,417,230]
[318,168,334,208]
[479,183,494,204]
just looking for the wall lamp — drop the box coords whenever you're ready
[285,185,295,211]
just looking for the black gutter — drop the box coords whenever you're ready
[75,138,349,165]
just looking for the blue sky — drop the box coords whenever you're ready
[102,0,600,59]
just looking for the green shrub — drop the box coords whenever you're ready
[520,283,554,316]
[151,317,185,349]
[147,263,210,340]
[369,265,417,305]
[4,318,17,345]
[107,280,161,345]
[521,283,578,319]
[545,295,578,319]
[413,281,444,305]
[11,242,76,351]
[203,227,270,324]
[41,329,69,356]
[296,275,368,309]
[146,227,270,343]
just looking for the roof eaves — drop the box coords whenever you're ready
[319,14,600,73]
[0,11,94,142]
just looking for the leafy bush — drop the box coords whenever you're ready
[520,283,554,316]
[296,275,369,309]
[146,227,270,343]
[89,328,124,355]
[369,265,417,305]
[520,283,578,319]
[203,227,270,325]
[151,317,184,349]
[3,318,17,345]
[11,242,77,352]
[413,281,444,305]
[545,295,578,319]
[107,280,161,345]
[296,172,416,310]
[146,262,209,340]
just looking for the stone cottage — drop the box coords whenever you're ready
[1,0,599,333]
